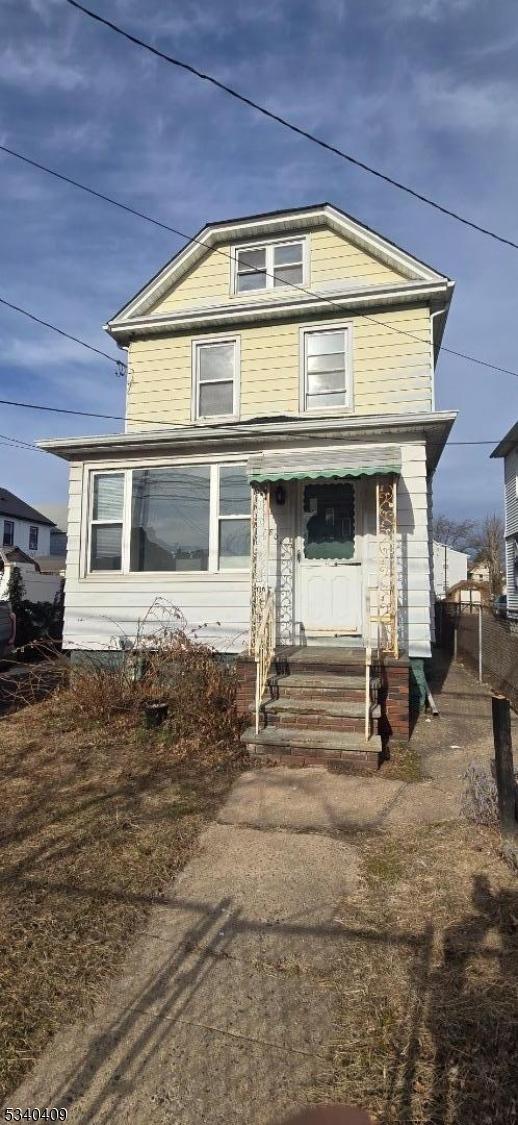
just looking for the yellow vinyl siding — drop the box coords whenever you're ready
[147,226,406,315]
[126,306,431,429]
[310,228,403,287]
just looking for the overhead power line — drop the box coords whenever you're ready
[0,295,125,371]
[1,145,518,383]
[64,0,518,253]
[0,395,504,447]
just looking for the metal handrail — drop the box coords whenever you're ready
[254,590,275,735]
[365,645,372,741]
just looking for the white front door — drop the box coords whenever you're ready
[295,480,362,639]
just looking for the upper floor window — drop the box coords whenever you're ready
[302,327,350,412]
[3,519,14,547]
[234,240,304,294]
[29,526,39,551]
[194,339,238,420]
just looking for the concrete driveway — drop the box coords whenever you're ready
[14,653,503,1123]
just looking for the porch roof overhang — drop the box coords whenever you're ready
[37,410,457,472]
[247,445,401,483]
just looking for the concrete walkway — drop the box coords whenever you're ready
[14,652,506,1123]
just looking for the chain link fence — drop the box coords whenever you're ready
[437,602,518,711]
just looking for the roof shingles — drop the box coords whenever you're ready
[0,489,54,526]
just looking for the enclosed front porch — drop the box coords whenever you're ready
[240,444,408,766]
[248,445,401,658]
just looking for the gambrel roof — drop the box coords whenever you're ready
[106,202,453,340]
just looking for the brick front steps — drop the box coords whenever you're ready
[242,725,382,772]
[240,646,384,772]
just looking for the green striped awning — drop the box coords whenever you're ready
[246,445,401,483]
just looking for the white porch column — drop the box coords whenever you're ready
[249,482,270,654]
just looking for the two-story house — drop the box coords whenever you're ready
[0,488,54,557]
[40,203,457,768]
[491,422,518,619]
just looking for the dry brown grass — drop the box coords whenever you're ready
[317,821,518,1124]
[379,743,424,783]
[0,650,245,1100]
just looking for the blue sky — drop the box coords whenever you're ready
[1,0,518,528]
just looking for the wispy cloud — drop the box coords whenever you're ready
[415,74,518,132]
[0,43,86,92]
[387,0,478,21]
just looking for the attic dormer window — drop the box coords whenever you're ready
[234,240,304,294]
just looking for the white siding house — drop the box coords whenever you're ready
[433,541,469,599]
[0,489,54,558]
[491,425,518,618]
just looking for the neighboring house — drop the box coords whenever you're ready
[491,422,518,620]
[36,527,68,578]
[50,527,67,556]
[0,488,54,557]
[40,203,457,765]
[0,547,62,604]
[468,558,490,584]
[433,540,468,600]
[446,578,488,607]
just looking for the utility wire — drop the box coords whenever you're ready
[0,295,125,370]
[64,0,518,253]
[1,144,517,382]
[0,395,503,447]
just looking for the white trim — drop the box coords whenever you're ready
[299,321,354,414]
[107,280,452,340]
[108,204,451,325]
[40,410,458,475]
[86,468,125,575]
[191,334,240,422]
[209,463,219,572]
[121,468,132,573]
[83,459,251,578]
[430,309,443,412]
[294,478,364,637]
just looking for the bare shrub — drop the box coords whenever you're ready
[3,602,245,759]
[461,762,499,827]
[65,610,242,757]
[501,838,518,875]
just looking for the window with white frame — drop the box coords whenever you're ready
[302,327,349,412]
[3,519,14,547]
[29,525,39,551]
[89,473,124,571]
[218,466,251,569]
[194,339,237,419]
[234,240,304,294]
[87,465,251,573]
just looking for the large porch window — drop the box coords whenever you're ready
[87,464,250,574]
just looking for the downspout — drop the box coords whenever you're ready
[430,309,443,412]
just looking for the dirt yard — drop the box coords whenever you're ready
[2,651,518,1123]
[316,819,518,1125]
[0,683,243,1101]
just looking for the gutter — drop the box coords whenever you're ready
[105,281,454,342]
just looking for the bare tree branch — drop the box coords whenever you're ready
[433,514,476,552]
